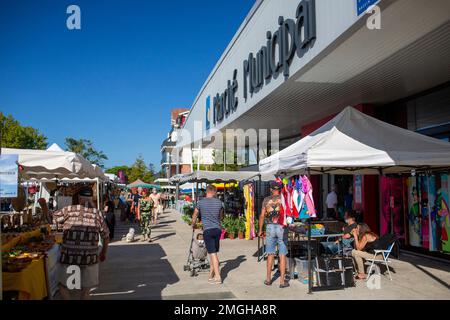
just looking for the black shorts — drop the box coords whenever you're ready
[203,228,221,254]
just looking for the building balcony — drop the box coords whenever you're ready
[161,138,176,150]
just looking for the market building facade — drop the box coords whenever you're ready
[175,0,450,257]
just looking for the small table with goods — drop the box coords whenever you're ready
[1,220,61,300]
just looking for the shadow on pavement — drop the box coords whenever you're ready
[152,232,176,242]
[221,255,247,281]
[399,253,450,290]
[91,243,179,300]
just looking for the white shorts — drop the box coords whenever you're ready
[58,263,99,289]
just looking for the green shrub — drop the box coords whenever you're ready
[181,214,192,225]
[182,204,194,217]
[237,216,246,233]
[222,215,236,236]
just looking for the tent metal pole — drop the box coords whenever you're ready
[307,168,313,294]
[195,181,199,204]
[96,178,100,211]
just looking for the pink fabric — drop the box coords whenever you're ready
[302,176,317,218]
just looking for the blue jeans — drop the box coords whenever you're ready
[321,242,341,255]
[321,238,354,255]
[265,224,288,256]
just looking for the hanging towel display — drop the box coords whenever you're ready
[244,183,256,240]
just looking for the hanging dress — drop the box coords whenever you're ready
[302,175,317,218]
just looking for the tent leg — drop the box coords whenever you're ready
[96,178,100,211]
[308,217,312,294]
[307,168,313,294]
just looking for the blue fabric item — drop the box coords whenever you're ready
[265,224,288,255]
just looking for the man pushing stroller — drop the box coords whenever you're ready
[191,185,224,284]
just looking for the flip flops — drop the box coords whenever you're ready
[279,282,290,289]
[264,280,272,286]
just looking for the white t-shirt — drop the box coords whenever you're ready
[326,191,338,209]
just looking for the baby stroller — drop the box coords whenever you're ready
[183,230,210,276]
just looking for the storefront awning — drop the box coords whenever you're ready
[259,107,450,176]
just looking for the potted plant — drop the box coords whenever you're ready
[222,216,236,240]
[227,220,236,240]
[237,216,246,239]
[181,214,192,225]
[182,204,194,217]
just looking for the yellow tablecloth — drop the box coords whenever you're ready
[3,256,48,300]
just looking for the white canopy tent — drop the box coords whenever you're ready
[1,148,107,210]
[46,143,65,152]
[1,148,101,180]
[169,170,275,184]
[259,107,450,176]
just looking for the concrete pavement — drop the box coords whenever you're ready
[90,209,450,300]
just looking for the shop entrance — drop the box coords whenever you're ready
[380,177,407,245]
[334,175,354,220]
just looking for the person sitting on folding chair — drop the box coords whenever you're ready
[321,210,358,255]
[351,223,383,280]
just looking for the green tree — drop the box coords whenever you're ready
[128,155,148,182]
[207,150,242,171]
[106,165,131,176]
[0,112,47,149]
[65,138,108,168]
[105,156,157,184]
[119,155,157,183]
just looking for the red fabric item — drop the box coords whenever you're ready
[442,225,448,241]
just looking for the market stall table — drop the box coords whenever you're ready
[2,256,48,300]
[2,225,59,300]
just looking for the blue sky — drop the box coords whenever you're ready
[0,0,255,169]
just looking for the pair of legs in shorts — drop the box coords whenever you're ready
[265,224,289,288]
[203,228,222,284]
[152,206,160,225]
[58,263,99,300]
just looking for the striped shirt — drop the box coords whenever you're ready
[53,205,110,266]
[196,198,223,231]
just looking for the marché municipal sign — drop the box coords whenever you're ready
[207,0,316,129]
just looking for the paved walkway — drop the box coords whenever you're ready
[90,209,450,300]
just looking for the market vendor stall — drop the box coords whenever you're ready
[259,107,450,293]
[1,146,106,300]
[170,170,274,240]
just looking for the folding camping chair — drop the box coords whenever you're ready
[365,242,395,281]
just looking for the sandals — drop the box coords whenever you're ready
[279,282,290,289]
[209,278,222,285]
[264,280,272,286]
